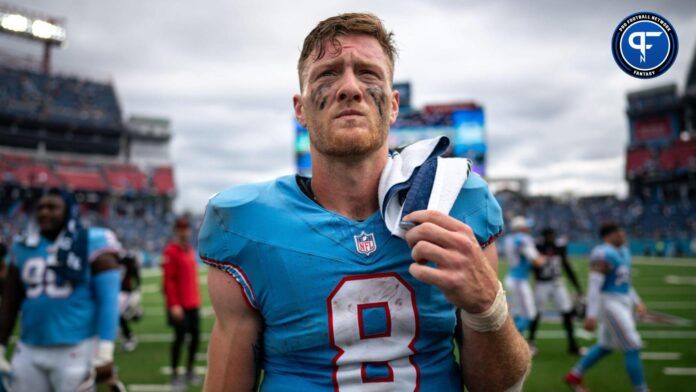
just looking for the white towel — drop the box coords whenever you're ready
[378,136,471,239]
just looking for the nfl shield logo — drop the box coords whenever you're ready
[354,231,377,256]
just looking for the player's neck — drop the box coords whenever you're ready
[310,148,387,221]
[41,228,62,242]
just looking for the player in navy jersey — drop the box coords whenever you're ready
[527,227,582,355]
[200,13,530,392]
[565,223,648,392]
[0,190,122,392]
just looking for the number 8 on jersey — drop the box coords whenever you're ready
[327,273,420,391]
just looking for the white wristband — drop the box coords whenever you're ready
[460,281,508,332]
[93,341,114,367]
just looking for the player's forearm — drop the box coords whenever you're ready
[586,271,605,319]
[629,287,642,304]
[460,316,531,391]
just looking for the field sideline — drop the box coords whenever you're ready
[93,256,696,391]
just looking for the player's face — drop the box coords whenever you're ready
[175,227,191,243]
[294,35,399,158]
[608,229,626,246]
[37,195,66,236]
[615,229,627,246]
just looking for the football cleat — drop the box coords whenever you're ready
[564,371,589,392]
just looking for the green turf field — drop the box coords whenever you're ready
[100,256,696,391]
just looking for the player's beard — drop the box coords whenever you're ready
[309,119,388,158]
[306,93,390,158]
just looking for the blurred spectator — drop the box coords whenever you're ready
[161,217,202,389]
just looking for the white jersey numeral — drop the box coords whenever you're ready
[21,258,73,298]
[614,264,631,287]
[327,273,420,391]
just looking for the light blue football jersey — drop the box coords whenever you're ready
[590,244,632,295]
[198,173,503,392]
[10,227,121,346]
[503,232,538,280]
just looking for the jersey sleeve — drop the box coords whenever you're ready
[450,173,504,248]
[197,190,259,309]
[87,228,122,263]
[520,236,540,260]
[589,247,607,266]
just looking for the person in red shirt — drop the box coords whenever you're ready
[162,217,201,388]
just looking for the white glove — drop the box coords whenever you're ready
[93,341,114,368]
[0,345,11,373]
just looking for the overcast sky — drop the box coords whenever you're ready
[3,0,695,213]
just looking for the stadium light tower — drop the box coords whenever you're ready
[0,3,66,74]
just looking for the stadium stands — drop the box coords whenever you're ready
[152,166,176,196]
[104,164,148,193]
[0,65,122,130]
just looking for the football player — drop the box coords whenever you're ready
[527,227,582,355]
[0,189,122,392]
[503,217,546,334]
[565,223,648,392]
[118,250,142,352]
[199,12,531,392]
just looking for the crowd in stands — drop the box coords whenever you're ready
[497,191,694,245]
[0,152,174,196]
[0,65,122,130]
[1,180,692,264]
[0,152,178,266]
[626,139,696,179]
[392,110,453,129]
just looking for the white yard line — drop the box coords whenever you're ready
[126,329,696,344]
[140,284,160,293]
[535,330,696,340]
[141,268,209,278]
[124,333,211,343]
[159,366,207,376]
[646,302,696,309]
[142,306,213,317]
[663,367,696,376]
[127,385,176,392]
[641,352,682,360]
[641,331,696,339]
[665,275,696,285]
[633,259,696,268]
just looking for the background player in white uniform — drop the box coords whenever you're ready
[565,222,648,392]
[0,190,122,392]
[504,216,546,333]
[528,227,582,355]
